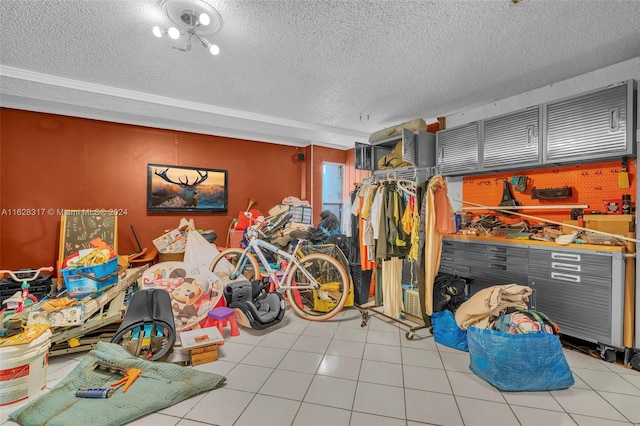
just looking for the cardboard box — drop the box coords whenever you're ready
[583,214,634,236]
[190,344,218,365]
[563,215,634,237]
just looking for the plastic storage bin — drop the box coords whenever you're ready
[290,206,312,224]
[61,256,120,298]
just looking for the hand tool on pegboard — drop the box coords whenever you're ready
[618,158,630,188]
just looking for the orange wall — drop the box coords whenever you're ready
[0,108,350,271]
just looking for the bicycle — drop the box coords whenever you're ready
[209,219,350,322]
[0,266,54,316]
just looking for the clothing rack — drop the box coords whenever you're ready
[362,165,439,184]
[354,167,437,339]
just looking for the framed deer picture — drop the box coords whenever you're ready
[147,164,228,213]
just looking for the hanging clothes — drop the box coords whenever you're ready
[369,185,385,259]
[376,183,411,259]
[415,178,430,325]
[422,175,456,316]
[381,257,404,318]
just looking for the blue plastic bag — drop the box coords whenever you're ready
[467,326,574,391]
[432,310,468,351]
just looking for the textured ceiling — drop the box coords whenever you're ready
[1,0,639,149]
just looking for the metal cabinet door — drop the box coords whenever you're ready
[354,142,373,170]
[436,122,479,175]
[528,275,612,345]
[483,107,541,170]
[546,80,635,162]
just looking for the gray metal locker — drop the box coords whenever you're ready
[436,122,479,175]
[545,80,635,162]
[483,107,541,170]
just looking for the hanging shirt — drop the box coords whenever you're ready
[369,186,384,240]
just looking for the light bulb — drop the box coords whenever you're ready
[168,27,180,40]
[199,13,210,26]
[209,44,220,55]
[152,26,163,38]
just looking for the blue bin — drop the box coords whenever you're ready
[467,326,574,391]
[61,256,119,298]
[432,310,468,351]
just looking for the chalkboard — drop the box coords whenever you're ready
[58,210,118,261]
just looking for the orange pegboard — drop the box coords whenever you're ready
[462,159,636,224]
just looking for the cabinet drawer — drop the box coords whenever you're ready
[440,252,455,263]
[442,240,455,250]
[469,244,528,258]
[454,265,471,278]
[529,249,612,280]
[454,249,470,265]
[439,263,455,275]
[470,258,528,273]
[493,246,528,258]
[469,253,529,267]
[528,261,610,288]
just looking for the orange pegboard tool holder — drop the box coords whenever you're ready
[462,159,636,224]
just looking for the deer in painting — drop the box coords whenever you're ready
[153,168,209,207]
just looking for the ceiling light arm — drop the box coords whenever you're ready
[153,0,222,55]
[192,32,209,49]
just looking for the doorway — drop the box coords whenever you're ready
[322,162,344,231]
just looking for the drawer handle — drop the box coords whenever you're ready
[551,252,581,262]
[488,264,507,270]
[488,255,507,262]
[530,289,536,309]
[551,272,580,283]
[552,262,581,272]
[487,247,507,253]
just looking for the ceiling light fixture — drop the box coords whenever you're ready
[152,0,223,55]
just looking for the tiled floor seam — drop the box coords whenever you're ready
[593,389,637,424]
[436,342,466,426]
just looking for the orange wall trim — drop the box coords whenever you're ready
[462,159,637,223]
[0,108,346,270]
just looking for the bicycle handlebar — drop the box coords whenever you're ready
[0,266,54,283]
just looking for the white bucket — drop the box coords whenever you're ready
[0,329,51,407]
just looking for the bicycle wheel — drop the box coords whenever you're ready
[210,248,260,287]
[285,252,349,321]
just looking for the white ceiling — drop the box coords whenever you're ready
[1,0,639,150]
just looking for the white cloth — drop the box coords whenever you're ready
[382,257,404,319]
[369,187,384,240]
[282,196,310,207]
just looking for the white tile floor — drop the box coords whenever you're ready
[2,307,640,426]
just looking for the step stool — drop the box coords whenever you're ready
[203,307,239,343]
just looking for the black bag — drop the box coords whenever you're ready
[308,210,340,243]
[433,272,467,313]
[326,233,351,261]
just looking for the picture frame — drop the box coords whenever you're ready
[147,164,228,213]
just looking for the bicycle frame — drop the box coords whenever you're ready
[228,237,320,293]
